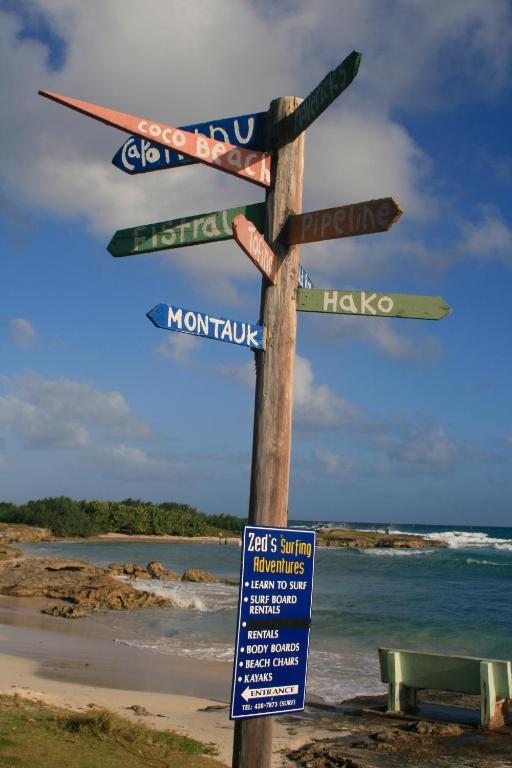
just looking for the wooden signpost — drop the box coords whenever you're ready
[38,91,271,187]
[272,50,361,147]
[232,215,278,285]
[147,303,265,350]
[39,46,452,768]
[108,203,265,257]
[112,112,266,174]
[284,197,402,245]
[297,288,451,320]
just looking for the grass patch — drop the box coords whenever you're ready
[0,694,225,768]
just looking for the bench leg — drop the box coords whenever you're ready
[388,683,416,713]
[480,661,497,729]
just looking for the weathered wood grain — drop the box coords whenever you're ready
[232,96,305,768]
[232,215,278,285]
[38,90,271,187]
[284,197,402,244]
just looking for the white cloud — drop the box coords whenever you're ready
[293,354,360,429]
[459,209,512,267]
[9,318,37,348]
[0,373,151,448]
[157,332,200,367]
[2,0,510,300]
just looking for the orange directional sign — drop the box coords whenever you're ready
[284,197,402,245]
[232,215,278,285]
[38,91,271,188]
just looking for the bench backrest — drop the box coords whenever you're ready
[379,648,512,699]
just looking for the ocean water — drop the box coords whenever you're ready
[22,522,512,704]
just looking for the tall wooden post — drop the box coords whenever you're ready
[232,96,305,768]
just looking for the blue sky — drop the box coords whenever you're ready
[1,1,511,525]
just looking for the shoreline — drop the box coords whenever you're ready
[0,595,339,765]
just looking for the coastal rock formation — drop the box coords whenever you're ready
[0,543,23,561]
[108,561,179,580]
[0,557,173,617]
[316,529,447,549]
[181,567,220,583]
[0,524,52,544]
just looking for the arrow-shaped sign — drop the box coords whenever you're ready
[241,685,300,702]
[112,112,266,175]
[272,50,362,147]
[147,303,266,350]
[284,198,402,245]
[232,215,278,285]
[108,203,265,258]
[38,91,271,188]
[297,289,451,320]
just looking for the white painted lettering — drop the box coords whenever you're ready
[209,317,223,338]
[377,296,394,313]
[361,292,377,315]
[138,120,148,133]
[203,215,221,238]
[221,319,233,342]
[339,294,357,313]
[209,125,229,143]
[168,307,183,328]
[246,325,260,348]
[184,311,197,332]
[196,135,211,159]
[234,117,254,145]
[323,291,338,311]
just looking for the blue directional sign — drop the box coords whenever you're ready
[147,303,266,351]
[230,525,316,720]
[298,265,314,289]
[112,111,266,174]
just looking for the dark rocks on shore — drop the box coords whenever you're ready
[108,561,237,585]
[0,557,172,617]
[315,529,447,549]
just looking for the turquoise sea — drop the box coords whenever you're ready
[22,521,512,704]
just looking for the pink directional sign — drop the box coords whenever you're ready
[232,215,278,285]
[38,91,271,188]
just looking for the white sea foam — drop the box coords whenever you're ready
[116,576,238,613]
[364,548,436,557]
[466,558,501,567]
[422,530,512,551]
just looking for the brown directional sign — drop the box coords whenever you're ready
[38,91,271,188]
[283,197,402,245]
[272,50,362,147]
[232,215,278,285]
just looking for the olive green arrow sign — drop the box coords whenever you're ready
[297,289,451,320]
[108,202,265,257]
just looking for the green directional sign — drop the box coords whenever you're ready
[108,202,265,257]
[297,289,452,320]
[273,50,362,147]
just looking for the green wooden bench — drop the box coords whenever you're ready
[378,648,512,729]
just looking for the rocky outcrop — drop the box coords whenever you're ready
[181,567,220,583]
[0,543,23,561]
[316,529,447,549]
[0,524,53,544]
[0,557,172,617]
[108,561,179,580]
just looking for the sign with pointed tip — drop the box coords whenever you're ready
[232,215,278,285]
[38,90,271,188]
[272,50,362,147]
[147,303,266,350]
[112,112,266,174]
[108,203,265,258]
[297,289,452,320]
[284,198,402,245]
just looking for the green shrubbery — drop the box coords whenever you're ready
[0,496,243,538]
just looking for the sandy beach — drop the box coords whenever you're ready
[0,595,334,766]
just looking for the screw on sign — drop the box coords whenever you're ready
[38,91,271,188]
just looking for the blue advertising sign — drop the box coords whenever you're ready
[147,303,266,351]
[298,265,314,289]
[230,525,316,720]
[112,111,266,175]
